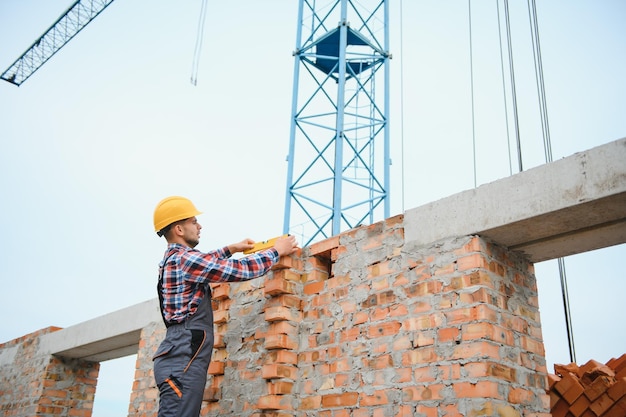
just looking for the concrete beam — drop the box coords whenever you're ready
[38,298,161,362]
[404,138,626,263]
[30,139,625,363]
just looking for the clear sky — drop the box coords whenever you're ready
[1,1,624,416]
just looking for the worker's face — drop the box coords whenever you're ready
[179,217,202,248]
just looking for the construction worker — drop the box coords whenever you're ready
[152,196,298,417]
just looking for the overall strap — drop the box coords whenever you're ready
[157,250,176,328]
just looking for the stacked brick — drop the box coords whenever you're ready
[256,255,303,416]
[197,255,304,417]
[548,354,626,417]
[203,282,229,405]
[0,327,99,417]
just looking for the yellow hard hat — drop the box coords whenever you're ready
[153,196,202,235]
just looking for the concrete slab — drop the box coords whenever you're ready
[37,298,161,361]
[404,137,626,262]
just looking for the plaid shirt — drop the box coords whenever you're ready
[158,243,278,324]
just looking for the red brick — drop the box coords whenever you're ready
[267,381,294,395]
[360,389,389,406]
[570,393,591,417]
[309,236,340,256]
[509,386,537,405]
[548,373,561,390]
[265,294,302,309]
[208,361,225,376]
[299,395,322,409]
[203,386,220,402]
[396,405,417,417]
[264,334,298,350]
[264,350,298,365]
[261,364,297,380]
[584,375,613,401]
[578,359,615,383]
[257,394,294,410]
[461,322,514,345]
[213,309,228,324]
[519,335,545,356]
[273,268,302,283]
[402,346,437,366]
[551,398,570,417]
[211,283,229,300]
[367,321,401,338]
[549,390,561,408]
[329,358,351,373]
[415,404,440,417]
[367,260,399,278]
[562,376,585,404]
[452,341,501,361]
[272,255,302,271]
[464,362,517,383]
[304,280,325,295]
[321,392,358,407]
[445,304,498,325]
[264,276,297,296]
[453,381,502,399]
[608,377,626,400]
[589,392,615,416]
[607,354,626,374]
[264,306,302,322]
[268,320,298,336]
[456,253,489,271]
[605,396,626,417]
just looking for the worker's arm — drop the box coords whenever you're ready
[227,238,255,255]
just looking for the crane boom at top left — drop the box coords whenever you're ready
[1,0,116,86]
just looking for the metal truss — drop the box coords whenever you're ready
[283,0,390,246]
[1,0,116,86]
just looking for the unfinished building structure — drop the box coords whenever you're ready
[1,138,625,416]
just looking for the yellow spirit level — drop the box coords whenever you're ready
[243,234,290,255]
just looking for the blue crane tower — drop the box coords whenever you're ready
[283,0,391,246]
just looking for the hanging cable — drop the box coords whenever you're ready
[399,0,406,212]
[503,0,523,172]
[529,0,553,162]
[190,0,209,86]
[558,257,576,362]
[468,0,477,187]
[527,0,576,363]
[496,0,514,176]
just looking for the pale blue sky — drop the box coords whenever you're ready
[1,1,625,416]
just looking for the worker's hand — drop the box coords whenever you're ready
[228,238,255,254]
[273,235,299,256]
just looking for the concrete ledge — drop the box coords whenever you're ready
[38,298,162,361]
[404,138,626,262]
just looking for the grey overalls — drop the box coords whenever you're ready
[153,275,215,417]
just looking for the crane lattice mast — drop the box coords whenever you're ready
[1,0,116,86]
[283,0,391,246]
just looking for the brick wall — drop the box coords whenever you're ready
[0,327,100,417]
[0,214,553,416]
[130,214,550,416]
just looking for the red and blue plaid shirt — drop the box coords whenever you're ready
[158,243,278,324]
